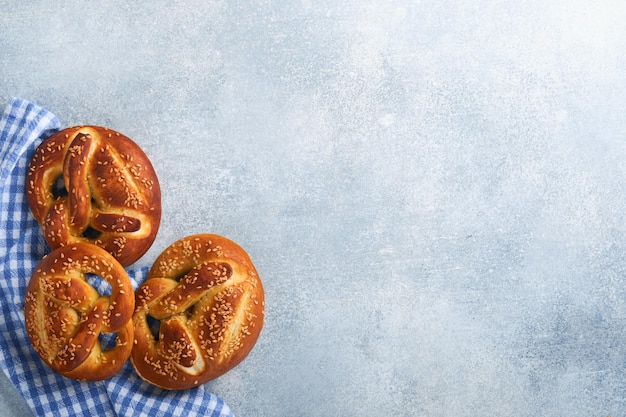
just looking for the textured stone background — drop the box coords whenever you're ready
[2,1,626,416]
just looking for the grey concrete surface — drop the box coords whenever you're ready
[2,0,626,416]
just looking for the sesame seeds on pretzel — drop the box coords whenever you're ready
[24,243,135,381]
[131,234,265,390]
[26,126,161,266]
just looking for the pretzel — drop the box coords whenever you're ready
[24,243,135,381]
[26,126,161,266]
[131,234,265,390]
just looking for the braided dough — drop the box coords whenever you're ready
[26,126,161,266]
[24,243,135,381]
[131,234,265,390]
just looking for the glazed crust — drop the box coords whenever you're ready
[24,243,135,381]
[26,126,161,266]
[131,234,265,390]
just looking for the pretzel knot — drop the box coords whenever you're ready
[24,243,135,381]
[26,126,161,266]
[131,234,265,390]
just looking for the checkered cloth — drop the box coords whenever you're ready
[0,98,234,417]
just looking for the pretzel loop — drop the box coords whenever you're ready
[24,243,135,381]
[64,132,93,234]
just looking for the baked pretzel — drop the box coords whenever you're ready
[24,243,135,381]
[26,126,161,266]
[131,234,264,390]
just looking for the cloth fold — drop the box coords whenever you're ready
[0,97,233,417]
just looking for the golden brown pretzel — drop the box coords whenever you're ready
[131,234,265,390]
[26,126,161,266]
[24,242,135,381]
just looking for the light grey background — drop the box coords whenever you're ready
[2,1,626,416]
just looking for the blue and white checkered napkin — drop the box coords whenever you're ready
[0,97,234,417]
